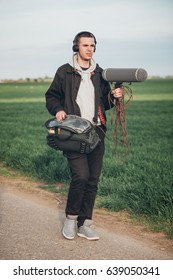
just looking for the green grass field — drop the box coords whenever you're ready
[0,79,173,237]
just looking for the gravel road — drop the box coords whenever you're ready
[0,184,172,260]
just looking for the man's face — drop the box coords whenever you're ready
[78,37,95,61]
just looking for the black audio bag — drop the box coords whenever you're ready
[45,115,100,154]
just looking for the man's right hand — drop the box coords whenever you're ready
[55,110,67,121]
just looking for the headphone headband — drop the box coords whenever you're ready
[72,31,97,52]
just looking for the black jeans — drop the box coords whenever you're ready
[64,126,105,227]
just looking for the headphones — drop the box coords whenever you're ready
[72,31,97,52]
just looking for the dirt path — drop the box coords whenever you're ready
[0,173,172,260]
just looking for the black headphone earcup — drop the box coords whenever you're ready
[72,44,79,52]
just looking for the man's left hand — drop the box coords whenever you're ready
[112,88,124,98]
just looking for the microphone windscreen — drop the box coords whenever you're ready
[102,68,148,83]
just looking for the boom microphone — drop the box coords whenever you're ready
[102,68,148,83]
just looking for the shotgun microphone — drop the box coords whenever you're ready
[102,68,148,83]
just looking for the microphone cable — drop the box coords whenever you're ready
[108,84,133,158]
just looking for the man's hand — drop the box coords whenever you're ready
[112,87,124,99]
[56,110,67,121]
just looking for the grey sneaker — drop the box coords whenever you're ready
[62,215,78,240]
[77,219,99,241]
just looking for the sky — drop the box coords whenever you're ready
[0,0,173,79]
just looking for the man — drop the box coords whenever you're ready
[45,31,123,241]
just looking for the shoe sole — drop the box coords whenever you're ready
[62,230,75,240]
[77,232,99,241]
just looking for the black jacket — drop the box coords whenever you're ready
[45,63,112,124]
